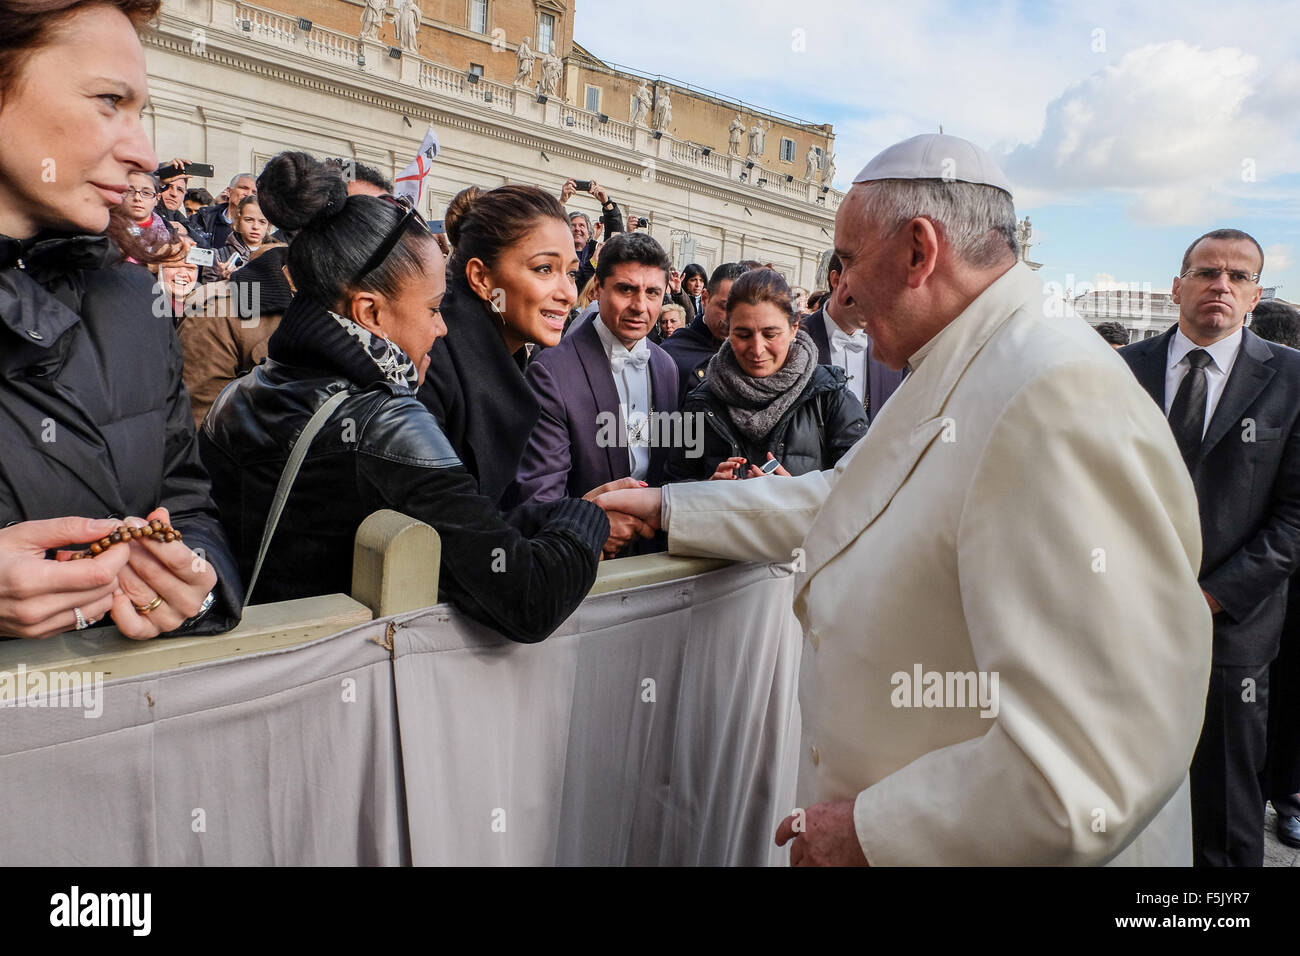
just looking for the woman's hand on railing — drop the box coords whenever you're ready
[0,517,129,639]
[110,507,218,640]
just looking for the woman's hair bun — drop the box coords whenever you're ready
[256,151,349,233]
[443,185,483,248]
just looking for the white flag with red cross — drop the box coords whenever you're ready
[393,126,440,206]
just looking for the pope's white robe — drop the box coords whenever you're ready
[663,263,1211,865]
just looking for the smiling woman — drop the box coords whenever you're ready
[419,183,582,508]
[664,268,867,483]
[198,154,608,642]
[0,0,242,640]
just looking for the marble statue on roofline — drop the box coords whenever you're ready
[360,0,387,41]
[651,85,672,131]
[539,42,563,96]
[396,0,421,52]
[514,36,535,87]
[728,115,745,156]
[631,81,652,127]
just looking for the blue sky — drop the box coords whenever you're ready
[575,0,1300,299]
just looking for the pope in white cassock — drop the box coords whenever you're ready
[599,134,1212,865]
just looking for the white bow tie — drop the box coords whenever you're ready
[831,328,870,354]
[611,350,650,373]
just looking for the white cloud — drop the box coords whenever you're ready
[1266,243,1292,274]
[1001,41,1300,225]
[576,0,1300,210]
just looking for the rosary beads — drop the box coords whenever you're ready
[70,518,182,560]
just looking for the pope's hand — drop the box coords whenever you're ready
[775,800,869,866]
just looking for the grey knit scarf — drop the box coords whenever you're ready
[706,328,818,440]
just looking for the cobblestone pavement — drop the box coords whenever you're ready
[1265,804,1300,866]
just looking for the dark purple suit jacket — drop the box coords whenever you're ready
[804,304,906,423]
[518,314,681,503]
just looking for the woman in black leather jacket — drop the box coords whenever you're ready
[0,0,239,640]
[665,269,867,483]
[200,153,608,643]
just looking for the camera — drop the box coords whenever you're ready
[573,179,592,192]
[634,217,649,229]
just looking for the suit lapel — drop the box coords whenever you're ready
[1125,327,1173,408]
[805,306,832,365]
[574,317,627,481]
[647,346,678,484]
[1196,329,1275,465]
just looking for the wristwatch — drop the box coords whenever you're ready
[178,589,216,630]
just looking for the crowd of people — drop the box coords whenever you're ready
[3,0,1299,869]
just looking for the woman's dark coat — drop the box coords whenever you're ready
[0,232,243,635]
[200,293,607,644]
[417,283,540,510]
[664,364,867,482]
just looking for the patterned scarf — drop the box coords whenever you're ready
[706,328,818,440]
[327,310,418,388]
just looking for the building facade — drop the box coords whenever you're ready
[1069,287,1283,344]
[145,0,842,289]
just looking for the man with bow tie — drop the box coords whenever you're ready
[517,232,681,557]
[803,252,905,423]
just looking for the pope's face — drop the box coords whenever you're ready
[831,185,911,369]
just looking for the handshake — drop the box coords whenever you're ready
[582,478,665,560]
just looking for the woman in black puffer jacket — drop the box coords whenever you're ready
[0,0,240,641]
[664,269,866,483]
[199,153,608,644]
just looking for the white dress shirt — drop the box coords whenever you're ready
[593,317,652,481]
[823,306,869,404]
[1164,327,1244,436]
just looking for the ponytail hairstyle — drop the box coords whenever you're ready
[444,183,569,297]
[256,151,435,308]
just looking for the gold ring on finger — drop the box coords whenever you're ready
[134,596,165,615]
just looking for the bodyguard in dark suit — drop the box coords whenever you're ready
[1240,298,1300,849]
[1121,229,1300,866]
[518,232,681,556]
[804,253,905,424]
[661,261,749,395]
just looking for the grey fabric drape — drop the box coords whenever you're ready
[0,563,802,866]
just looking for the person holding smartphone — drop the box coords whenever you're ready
[215,195,270,279]
[559,177,623,292]
[663,268,865,483]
